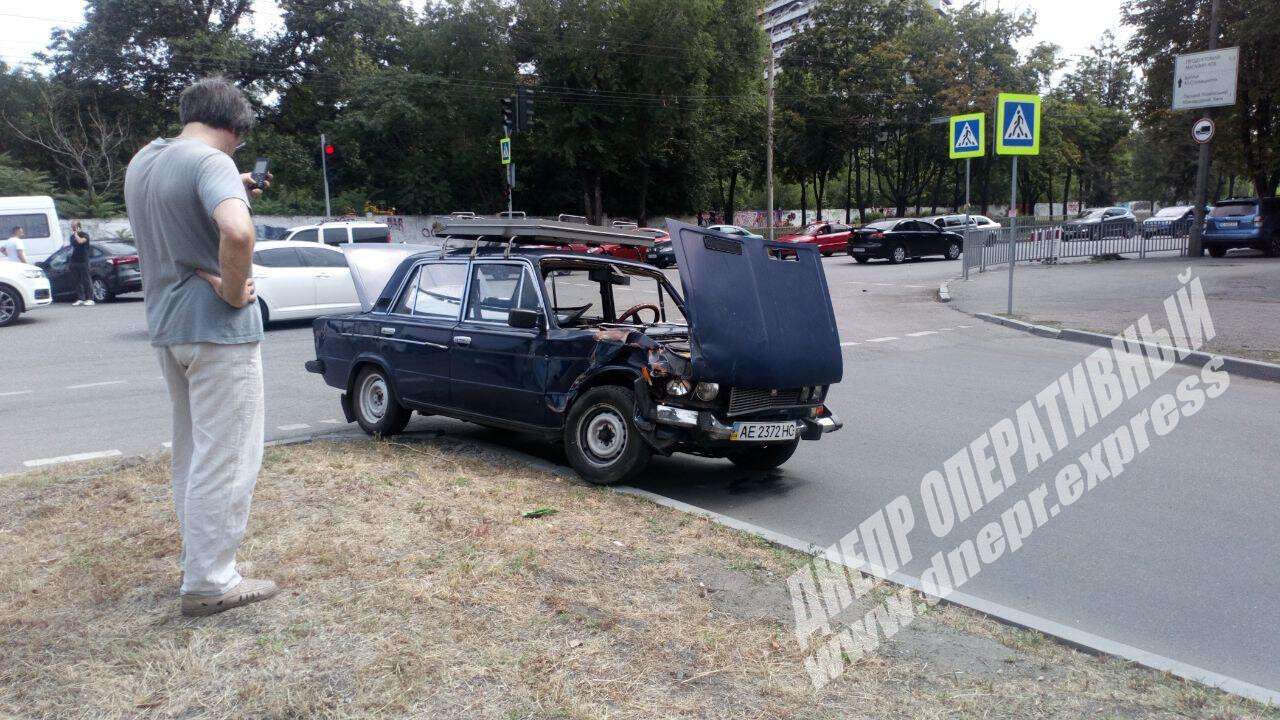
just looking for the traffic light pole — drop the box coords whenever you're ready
[320,132,332,218]
[766,50,776,241]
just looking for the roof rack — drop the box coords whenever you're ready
[437,217,654,248]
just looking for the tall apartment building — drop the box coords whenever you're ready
[760,0,949,59]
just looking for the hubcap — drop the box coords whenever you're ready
[0,290,15,323]
[582,407,626,464]
[359,374,389,422]
[949,244,960,259]
[894,247,906,262]
[92,279,107,301]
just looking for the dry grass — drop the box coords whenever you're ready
[1,440,1276,719]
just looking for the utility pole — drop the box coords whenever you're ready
[320,132,332,218]
[766,49,776,241]
[1188,0,1222,258]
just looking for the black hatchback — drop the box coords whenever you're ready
[38,241,142,302]
[846,219,964,264]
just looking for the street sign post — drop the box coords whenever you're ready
[1192,117,1215,144]
[949,113,985,279]
[500,136,514,214]
[996,93,1041,315]
[1173,47,1239,111]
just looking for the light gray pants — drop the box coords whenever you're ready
[157,341,264,596]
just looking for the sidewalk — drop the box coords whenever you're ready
[950,253,1280,363]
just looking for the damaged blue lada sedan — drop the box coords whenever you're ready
[305,218,843,484]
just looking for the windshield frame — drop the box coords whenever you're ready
[537,256,688,331]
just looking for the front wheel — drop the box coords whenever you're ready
[944,241,962,260]
[0,283,22,327]
[888,244,907,264]
[564,386,651,485]
[352,366,410,437]
[727,440,799,471]
[1265,233,1280,258]
[91,276,112,302]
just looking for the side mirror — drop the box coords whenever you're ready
[508,308,541,329]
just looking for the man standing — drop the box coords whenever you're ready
[124,76,276,617]
[68,221,94,306]
[0,226,27,263]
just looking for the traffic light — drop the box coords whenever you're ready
[516,87,535,133]
[501,97,514,135]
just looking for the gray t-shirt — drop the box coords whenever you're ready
[124,137,262,346]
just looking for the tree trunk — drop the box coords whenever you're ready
[854,146,866,224]
[816,171,826,219]
[845,152,853,225]
[1061,169,1072,218]
[978,158,991,215]
[800,177,808,225]
[637,165,650,226]
[723,170,738,229]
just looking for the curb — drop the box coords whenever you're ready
[972,312,1280,384]
[937,280,952,302]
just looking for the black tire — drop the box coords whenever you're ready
[944,241,962,261]
[91,276,112,302]
[1207,246,1227,258]
[258,298,270,327]
[727,440,800,471]
[888,244,907,264]
[853,255,871,264]
[564,385,651,485]
[352,366,410,437]
[1265,233,1280,258]
[0,283,22,327]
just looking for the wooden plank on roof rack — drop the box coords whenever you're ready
[437,217,654,247]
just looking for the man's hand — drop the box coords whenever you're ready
[196,269,257,309]
[240,172,272,199]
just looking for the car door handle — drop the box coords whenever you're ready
[380,326,397,336]
[315,273,331,279]
[453,336,472,346]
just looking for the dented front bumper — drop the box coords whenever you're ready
[651,404,842,442]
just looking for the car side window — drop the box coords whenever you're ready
[297,246,348,268]
[465,263,542,323]
[291,228,318,243]
[395,262,467,320]
[322,227,348,245]
[48,246,69,268]
[352,226,389,243]
[253,248,305,267]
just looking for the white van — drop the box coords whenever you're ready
[0,196,64,263]
[282,220,391,246]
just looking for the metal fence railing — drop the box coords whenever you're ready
[961,219,1191,279]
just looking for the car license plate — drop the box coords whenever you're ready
[850,247,865,253]
[1219,221,1237,229]
[730,421,799,442]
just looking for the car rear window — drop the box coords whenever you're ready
[352,226,390,243]
[1154,207,1188,218]
[98,242,137,255]
[289,228,318,243]
[0,213,50,239]
[1210,202,1256,217]
[863,221,896,231]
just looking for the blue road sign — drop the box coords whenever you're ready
[950,113,984,159]
[996,93,1041,155]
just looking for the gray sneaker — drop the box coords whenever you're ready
[181,578,279,617]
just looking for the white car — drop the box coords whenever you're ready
[282,220,391,246]
[0,260,53,326]
[706,224,765,241]
[252,241,361,324]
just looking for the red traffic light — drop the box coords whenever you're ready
[324,144,336,156]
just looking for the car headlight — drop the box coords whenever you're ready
[22,268,44,279]
[693,382,719,402]
[666,378,691,397]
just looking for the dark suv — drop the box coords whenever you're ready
[305,219,843,484]
[1202,198,1278,257]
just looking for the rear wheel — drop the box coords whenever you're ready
[91,276,112,302]
[0,283,22,327]
[1207,246,1227,258]
[889,244,907,264]
[564,386,651,485]
[853,255,871,264]
[727,440,800,471]
[352,366,410,437]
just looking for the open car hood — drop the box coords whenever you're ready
[341,244,421,312]
[666,220,843,389]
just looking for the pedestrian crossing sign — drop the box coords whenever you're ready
[949,113,985,159]
[996,93,1040,156]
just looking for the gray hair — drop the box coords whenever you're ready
[178,77,255,135]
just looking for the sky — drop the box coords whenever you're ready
[0,0,1132,79]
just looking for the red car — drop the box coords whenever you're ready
[778,221,854,256]
[568,228,666,262]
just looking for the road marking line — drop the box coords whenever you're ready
[872,282,896,286]
[845,281,866,285]
[866,336,899,343]
[906,331,938,337]
[277,423,311,432]
[65,380,126,390]
[956,324,973,328]
[0,390,33,398]
[840,341,860,347]
[905,285,929,289]
[23,449,122,468]
[320,419,346,425]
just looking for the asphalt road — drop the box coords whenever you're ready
[3,254,1277,700]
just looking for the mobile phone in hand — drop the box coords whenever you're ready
[250,157,270,189]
